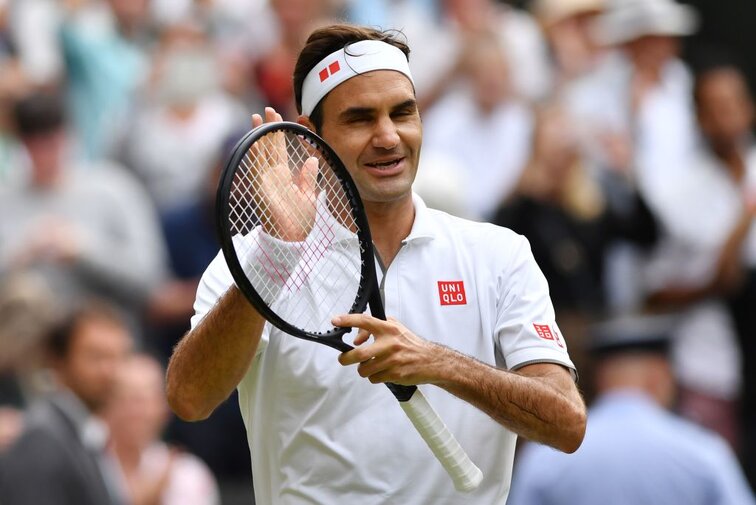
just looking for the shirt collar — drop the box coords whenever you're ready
[318,192,438,245]
[53,389,110,451]
[402,192,437,244]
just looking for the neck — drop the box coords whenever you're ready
[712,142,746,183]
[113,440,143,472]
[365,195,415,267]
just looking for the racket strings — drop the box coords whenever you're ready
[228,129,364,334]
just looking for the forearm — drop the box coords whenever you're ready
[429,347,586,453]
[714,210,753,292]
[166,286,265,421]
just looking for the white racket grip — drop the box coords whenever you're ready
[399,389,484,492]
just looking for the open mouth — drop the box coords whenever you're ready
[365,157,404,170]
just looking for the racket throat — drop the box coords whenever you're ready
[387,382,416,402]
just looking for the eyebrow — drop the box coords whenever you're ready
[338,98,418,122]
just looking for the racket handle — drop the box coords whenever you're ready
[399,389,484,492]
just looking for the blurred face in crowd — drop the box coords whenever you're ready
[55,316,132,412]
[465,37,511,114]
[534,106,579,176]
[22,130,67,189]
[696,68,754,150]
[624,35,680,75]
[315,71,422,207]
[444,0,494,31]
[107,0,149,32]
[106,356,168,450]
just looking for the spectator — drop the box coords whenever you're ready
[0,91,168,335]
[105,353,220,505]
[640,59,756,448]
[531,0,606,87]
[0,301,133,505]
[492,104,657,389]
[0,272,60,452]
[116,19,246,215]
[441,0,552,102]
[508,314,756,505]
[61,0,157,160]
[565,0,699,183]
[493,103,657,315]
[422,32,533,220]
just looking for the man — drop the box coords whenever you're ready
[166,24,586,504]
[507,315,756,505]
[105,353,220,505]
[0,92,167,331]
[641,60,756,450]
[0,302,132,505]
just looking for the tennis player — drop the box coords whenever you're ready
[166,24,586,504]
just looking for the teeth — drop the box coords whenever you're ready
[369,159,400,167]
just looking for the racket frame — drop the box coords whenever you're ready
[216,122,380,354]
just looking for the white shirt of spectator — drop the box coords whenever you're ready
[642,145,756,399]
[422,90,533,220]
[192,193,574,505]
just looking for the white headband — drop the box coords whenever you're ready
[300,40,414,116]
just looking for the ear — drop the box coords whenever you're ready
[297,115,315,132]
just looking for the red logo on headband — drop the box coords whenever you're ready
[319,60,341,82]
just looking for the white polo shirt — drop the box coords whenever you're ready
[192,194,575,505]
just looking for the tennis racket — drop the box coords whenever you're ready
[216,121,483,492]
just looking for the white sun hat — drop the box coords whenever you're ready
[592,0,698,46]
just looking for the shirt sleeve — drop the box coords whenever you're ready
[191,248,271,357]
[494,234,576,375]
[706,435,756,505]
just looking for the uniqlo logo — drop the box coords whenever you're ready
[533,324,564,348]
[318,60,341,82]
[438,281,467,306]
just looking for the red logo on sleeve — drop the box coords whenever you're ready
[438,281,467,306]
[533,324,564,348]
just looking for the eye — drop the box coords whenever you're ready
[346,115,371,125]
[392,107,417,119]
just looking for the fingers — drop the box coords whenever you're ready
[297,157,320,200]
[332,313,387,334]
[265,106,282,123]
[251,107,283,129]
[334,314,387,366]
[353,327,371,346]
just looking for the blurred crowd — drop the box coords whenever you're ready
[0,0,755,503]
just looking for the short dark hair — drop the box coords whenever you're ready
[292,24,410,130]
[47,301,127,359]
[13,92,66,138]
[689,47,747,108]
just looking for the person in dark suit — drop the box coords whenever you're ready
[0,301,132,505]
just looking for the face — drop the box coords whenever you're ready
[56,317,132,412]
[107,0,148,28]
[466,39,510,112]
[625,35,679,73]
[106,357,168,449]
[22,130,66,188]
[697,68,754,148]
[315,71,422,206]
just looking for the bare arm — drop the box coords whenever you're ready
[166,107,303,421]
[166,286,265,421]
[336,315,586,453]
[647,204,756,309]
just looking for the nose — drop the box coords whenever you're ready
[371,116,400,150]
